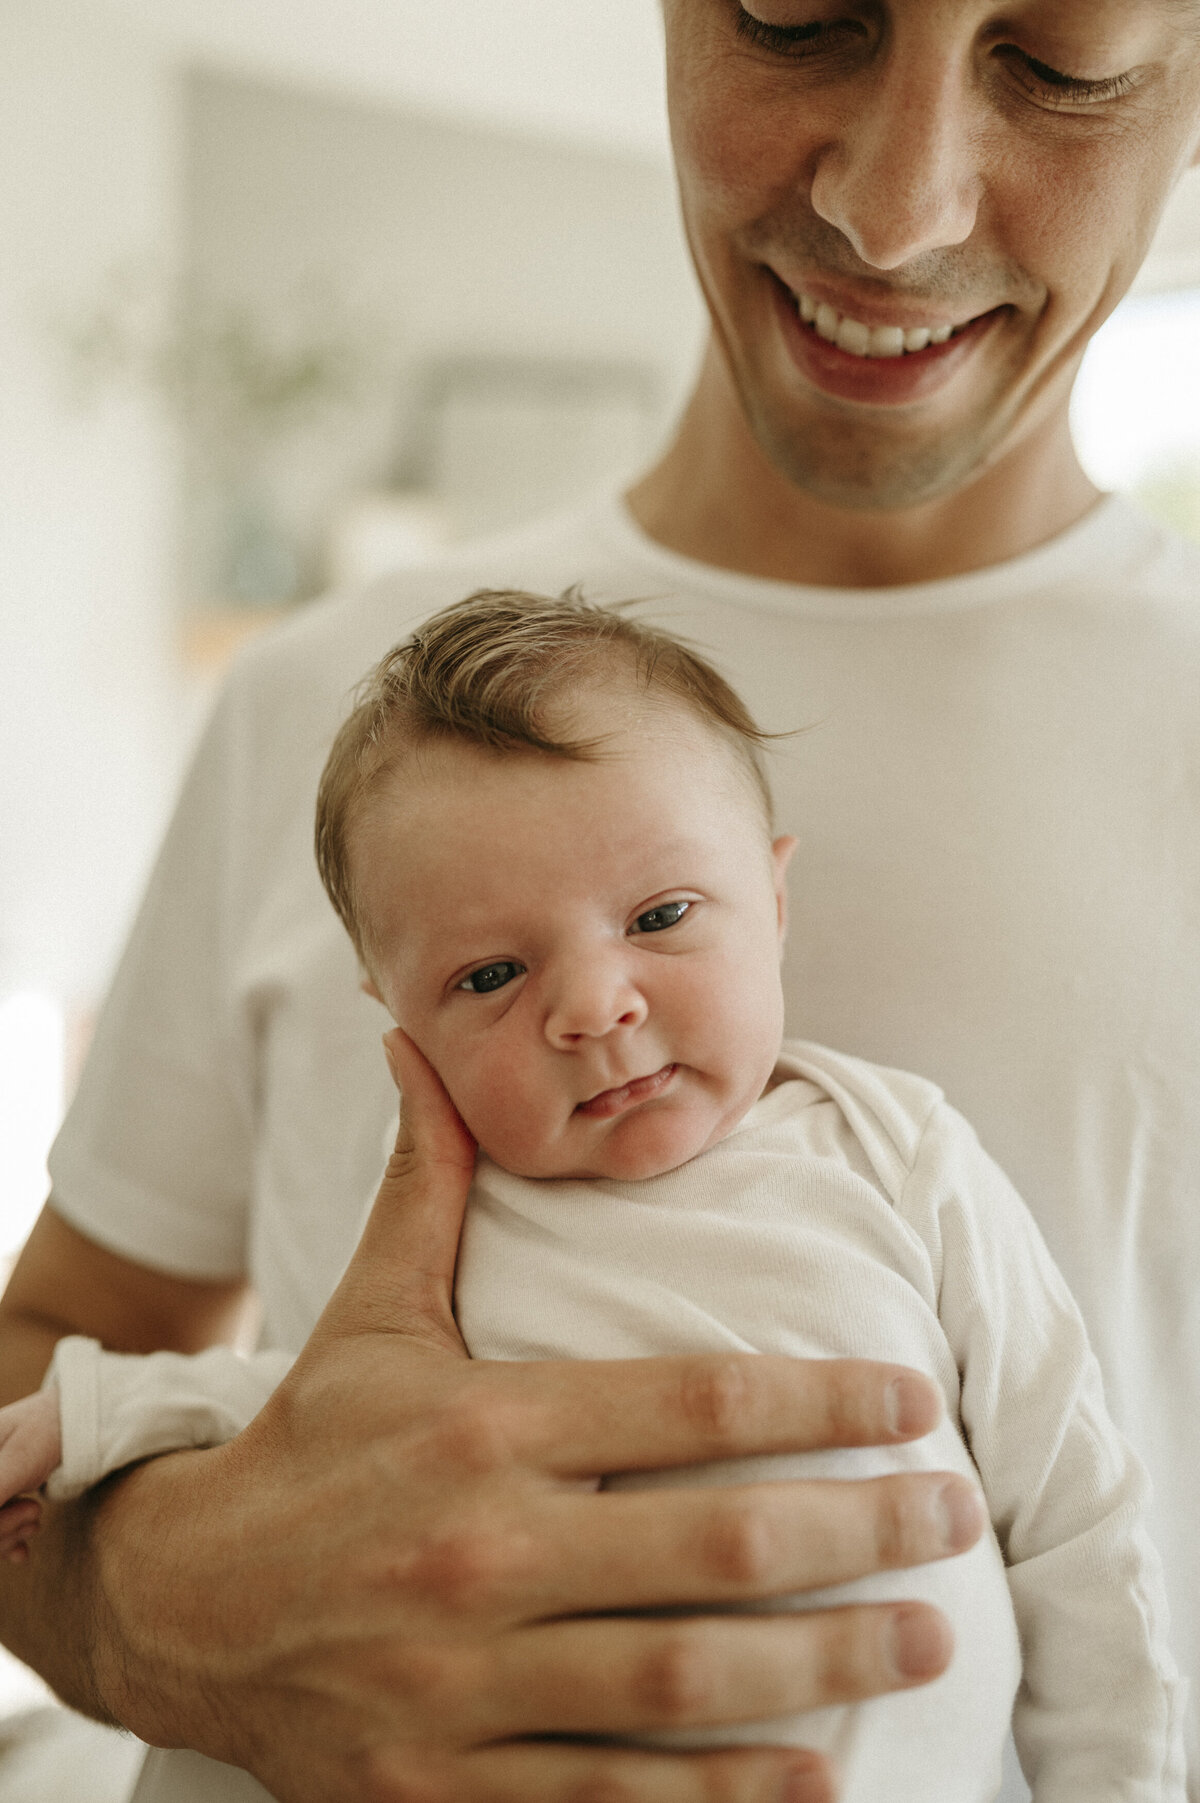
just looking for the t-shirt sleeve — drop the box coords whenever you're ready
[904,1102,1186,1801]
[47,675,259,1279]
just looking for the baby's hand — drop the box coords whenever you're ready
[0,1387,62,1563]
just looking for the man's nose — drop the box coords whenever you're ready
[543,955,648,1047]
[809,46,981,271]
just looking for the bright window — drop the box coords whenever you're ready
[1073,289,1200,542]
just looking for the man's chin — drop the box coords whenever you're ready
[745,392,1002,515]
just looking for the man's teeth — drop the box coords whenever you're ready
[797,291,960,358]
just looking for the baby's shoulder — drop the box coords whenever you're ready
[773,1039,947,1205]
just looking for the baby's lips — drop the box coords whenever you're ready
[576,1062,678,1118]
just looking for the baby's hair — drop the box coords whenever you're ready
[315,587,783,960]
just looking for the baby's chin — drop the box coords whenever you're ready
[482,1102,750,1185]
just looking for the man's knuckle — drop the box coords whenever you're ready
[427,1393,517,1477]
[396,1641,475,1714]
[811,1609,874,1707]
[381,1146,420,1189]
[355,1748,444,1803]
[680,1358,752,1447]
[637,1629,716,1725]
[819,1362,864,1444]
[700,1496,777,1588]
[405,1522,519,1613]
[694,1750,764,1803]
[871,1480,912,1568]
[565,1771,639,1803]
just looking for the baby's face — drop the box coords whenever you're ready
[356,699,794,1181]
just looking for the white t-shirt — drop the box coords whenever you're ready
[49,492,1200,1793]
[45,1045,1185,1800]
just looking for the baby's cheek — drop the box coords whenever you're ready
[456,1068,549,1163]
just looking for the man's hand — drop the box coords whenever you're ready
[18,1033,983,1803]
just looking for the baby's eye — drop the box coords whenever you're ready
[631,900,691,935]
[457,961,524,994]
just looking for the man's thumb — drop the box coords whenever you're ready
[332,1029,477,1349]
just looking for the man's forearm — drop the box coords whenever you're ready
[0,1223,247,1742]
[0,1441,249,1756]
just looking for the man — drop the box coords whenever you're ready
[2,2,1198,1799]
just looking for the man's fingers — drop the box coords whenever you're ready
[483,1604,952,1739]
[386,1467,981,1626]
[355,1601,947,1795]
[369,1740,835,1803]
[320,1029,477,1349]
[517,1473,985,1616]
[471,1354,941,1476]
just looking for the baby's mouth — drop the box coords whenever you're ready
[576,1064,678,1119]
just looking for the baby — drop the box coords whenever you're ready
[0,590,1185,1801]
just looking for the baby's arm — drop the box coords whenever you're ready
[22,1166,379,1526]
[913,1104,1185,1801]
[0,1389,63,1561]
[0,1338,294,1560]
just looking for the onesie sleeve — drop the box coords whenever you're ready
[903,1103,1186,1802]
[41,1336,293,1502]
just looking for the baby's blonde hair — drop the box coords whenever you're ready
[315,587,781,960]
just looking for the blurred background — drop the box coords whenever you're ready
[1,0,1200,1791]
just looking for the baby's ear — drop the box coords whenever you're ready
[771,835,798,943]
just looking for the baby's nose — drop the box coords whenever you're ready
[544,960,648,1045]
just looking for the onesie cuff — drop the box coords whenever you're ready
[43,1336,103,1502]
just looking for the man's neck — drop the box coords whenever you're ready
[626,338,1102,590]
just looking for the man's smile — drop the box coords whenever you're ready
[787,282,997,359]
[767,271,1009,407]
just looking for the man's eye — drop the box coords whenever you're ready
[632,901,691,935]
[734,7,863,57]
[457,961,524,994]
[999,48,1137,108]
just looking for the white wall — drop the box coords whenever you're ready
[181,70,706,576]
[0,0,187,1008]
[100,0,671,159]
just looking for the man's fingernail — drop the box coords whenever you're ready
[888,1604,953,1681]
[884,1373,938,1437]
[936,1477,985,1552]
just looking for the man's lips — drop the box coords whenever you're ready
[781,275,998,354]
[575,1064,679,1120]
[769,274,1005,406]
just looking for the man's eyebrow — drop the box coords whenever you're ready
[1122,0,1200,40]
[1108,0,1200,18]
[1120,0,1200,20]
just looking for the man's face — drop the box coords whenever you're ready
[662,0,1200,509]
[355,701,794,1182]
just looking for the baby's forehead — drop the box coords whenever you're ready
[371,701,765,831]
